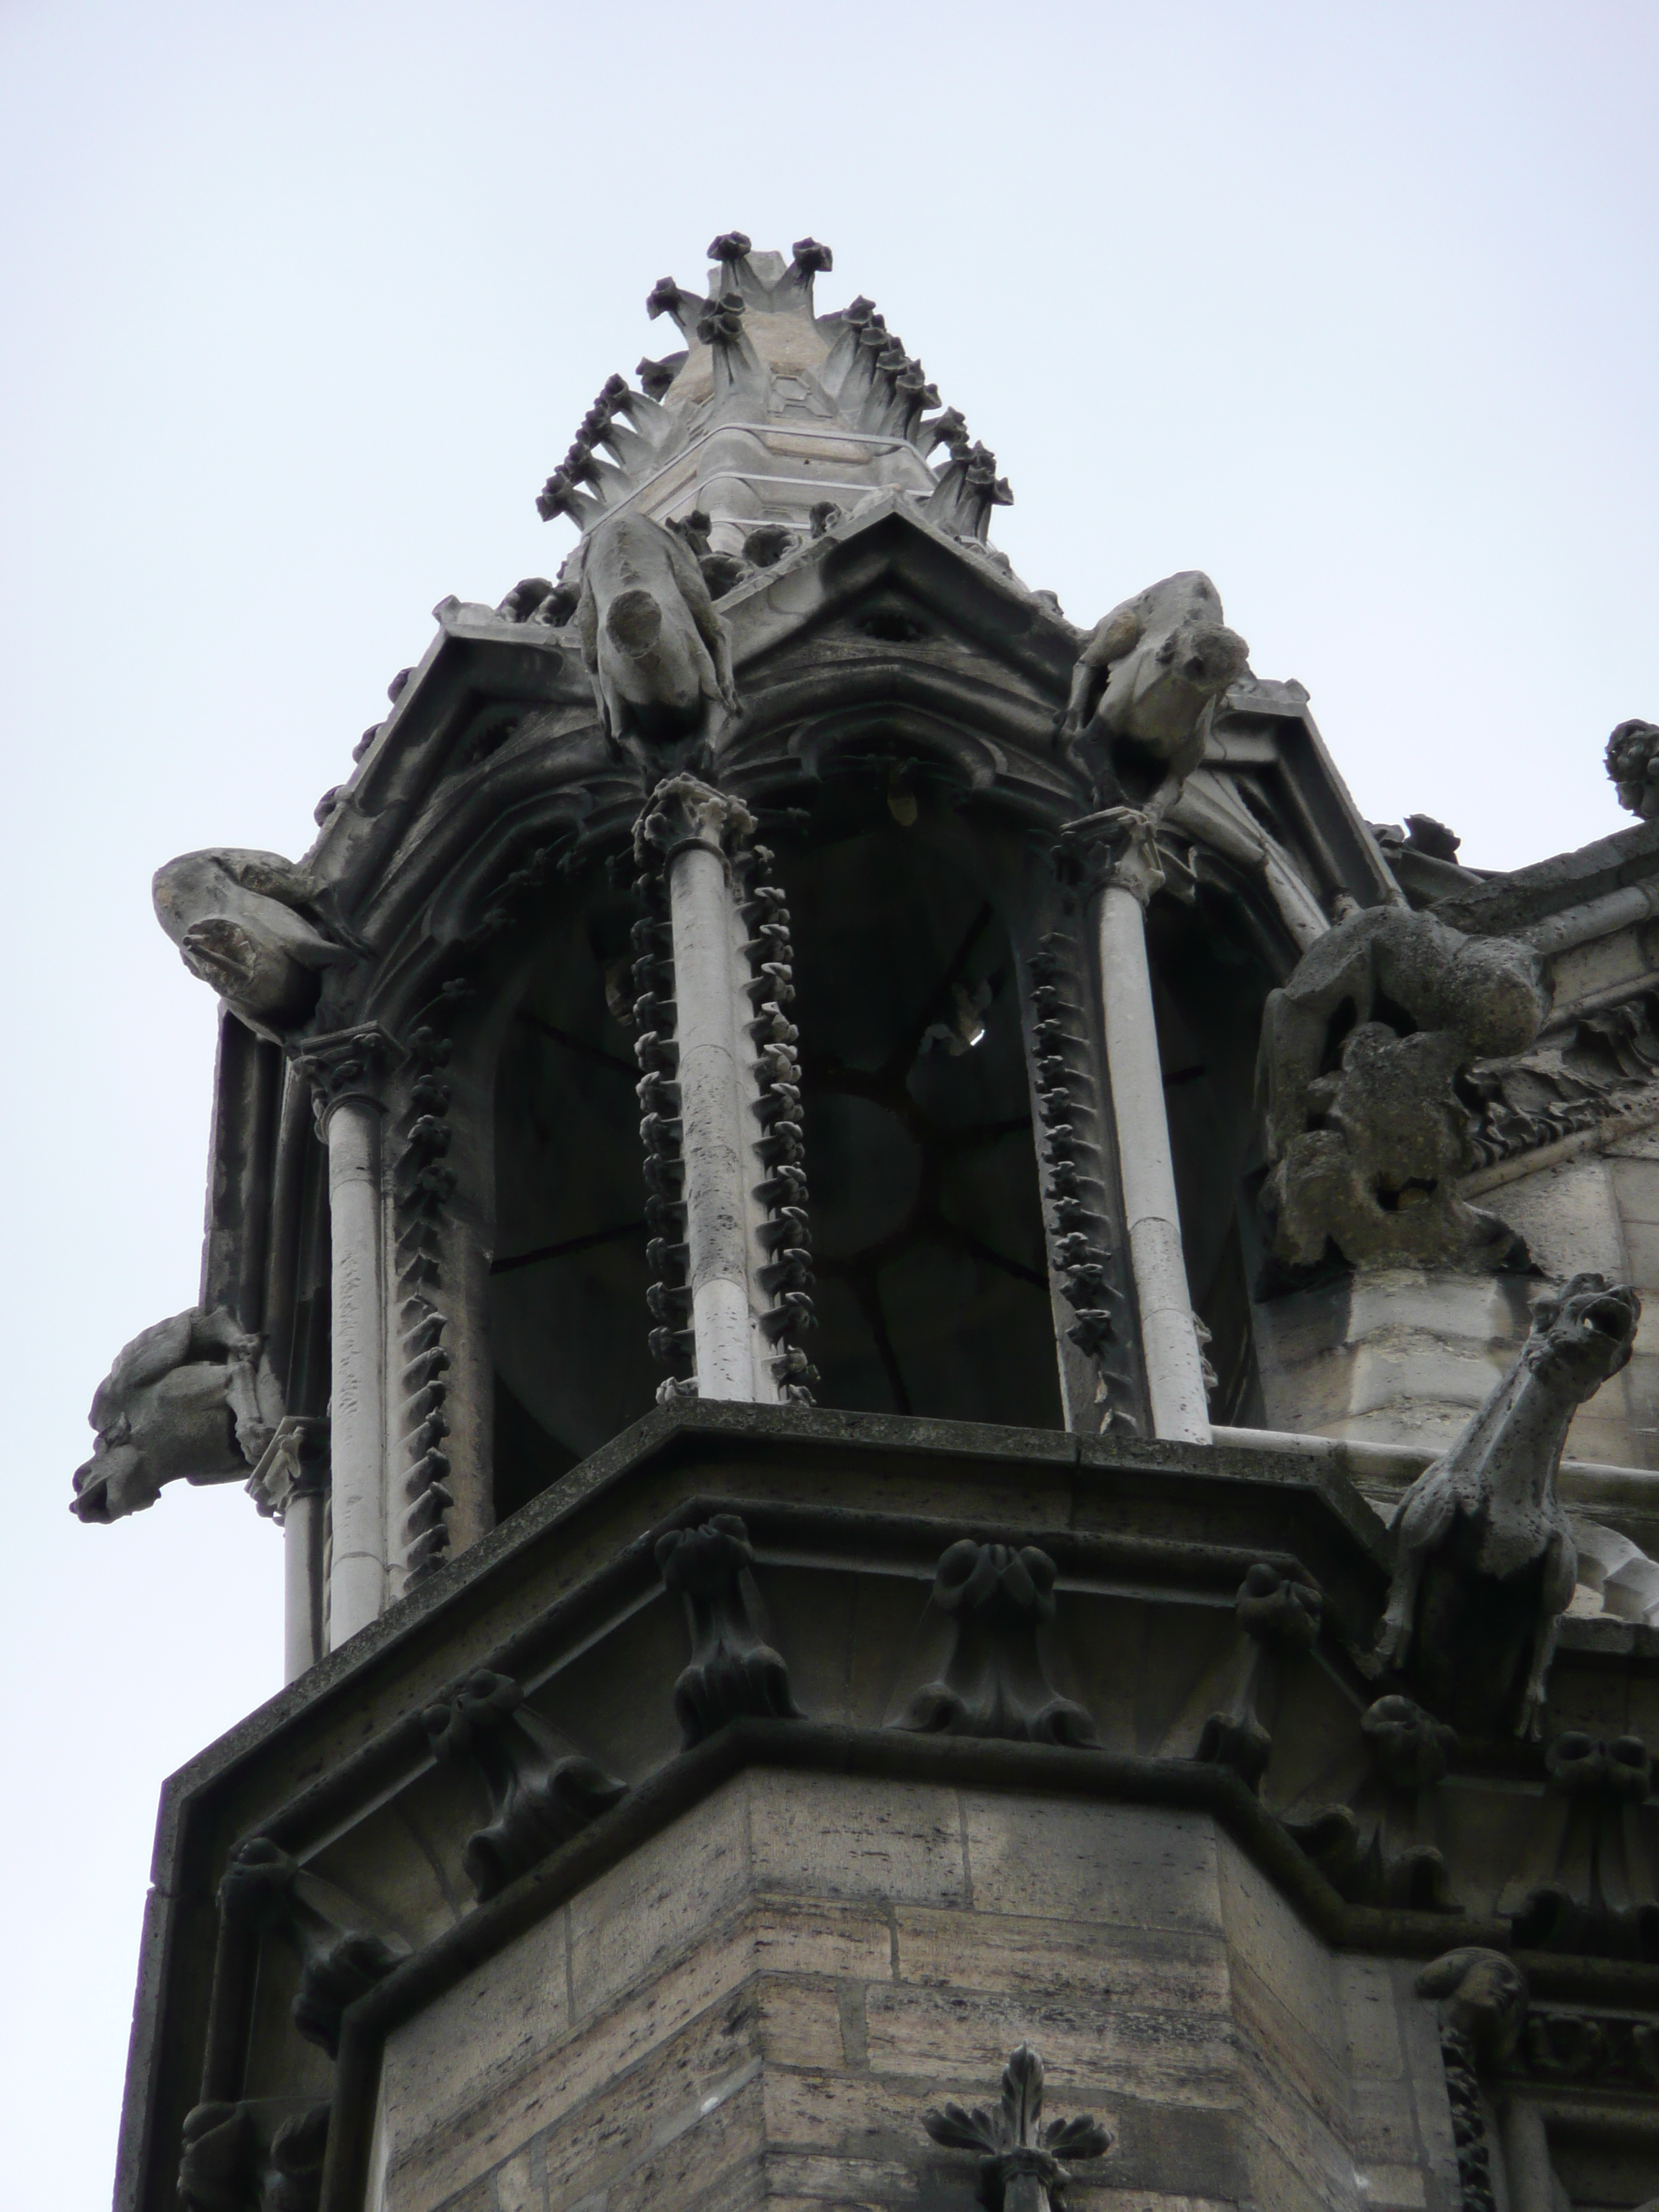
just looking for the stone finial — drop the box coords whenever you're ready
[922,2042,1112,2212]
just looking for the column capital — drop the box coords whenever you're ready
[1057,806,1166,909]
[245,1414,329,1521]
[634,775,756,871]
[289,1024,399,1131]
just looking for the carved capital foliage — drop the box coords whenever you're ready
[896,1539,1099,1748]
[243,1416,328,1521]
[634,774,756,869]
[218,1838,405,2058]
[922,2042,1112,2212]
[655,1514,801,1748]
[1056,806,1166,908]
[423,1668,626,1902]
[289,1024,398,1128]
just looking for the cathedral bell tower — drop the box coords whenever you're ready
[85,236,1659,2212]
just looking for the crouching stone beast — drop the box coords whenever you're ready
[72,1306,284,1523]
[1377,1274,1640,1737]
[1061,570,1249,806]
[576,511,739,750]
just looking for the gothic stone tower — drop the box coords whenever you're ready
[86,236,1659,2212]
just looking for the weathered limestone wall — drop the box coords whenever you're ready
[369,1769,1460,2212]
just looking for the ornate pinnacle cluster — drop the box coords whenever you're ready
[534,233,1013,548]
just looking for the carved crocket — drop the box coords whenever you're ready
[1059,570,1249,809]
[1377,1274,1640,1737]
[575,510,739,749]
[72,1305,283,1524]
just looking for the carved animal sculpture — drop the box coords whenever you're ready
[72,1305,283,1523]
[1259,904,1548,1271]
[153,848,358,1030]
[575,510,739,748]
[1376,1274,1640,1737]
[1060,571,1249,807]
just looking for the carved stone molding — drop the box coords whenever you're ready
[217,1838,406,2058]
[656,1514,801,1746]
[922,2041,1112,2212]
[896,1539,1099,1748]
[422,1668,626,1902]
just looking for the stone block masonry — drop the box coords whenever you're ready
[371,1771,1462,2212]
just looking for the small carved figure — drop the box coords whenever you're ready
[1060,571,1249,808]
[922,2041,1112,2212]
[1606,717,1659,819]
[575,510,739,749]
[153,848,361,1031]
[1259,904,1548,1272]
[72,1305,283,1524]
[1376,1274,1640,1736]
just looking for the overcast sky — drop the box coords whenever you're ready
[2,2,1655,2198]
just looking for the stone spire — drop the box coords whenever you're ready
[534,233,1012,559]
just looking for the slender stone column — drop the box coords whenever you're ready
[293,1028,396,1644]
[1072,811,1212,1443]
[245,1415,329,1681]
[638,779,780,1403]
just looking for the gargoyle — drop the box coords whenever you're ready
[1059,570,1249,809]
[1376,1274,1640,1737]
[1606,717,1659,819]
[575,509,739,751]
[153,848,362,1032]
[72,1305,284,1524]
[1259,904,1548,1272]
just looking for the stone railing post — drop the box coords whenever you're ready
[1067,809,1211,1443]
[292,1026,396,1645]
[635,779,783,1403]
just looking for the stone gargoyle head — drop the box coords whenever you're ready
[1523,1273,1640,1395]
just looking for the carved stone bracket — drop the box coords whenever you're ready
[896,1539,1099,1748]
[178,2098,331,2212]
[1196,1563,1321,1789]
[217,1838,407,2059]
[1056,807,1167,908]
[422,1668,626,1902]
[1503,1729,1658,1959]
[655,1513,801,1747]
[1285,1693,1459,1911]
[922,2041,1112,2212]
